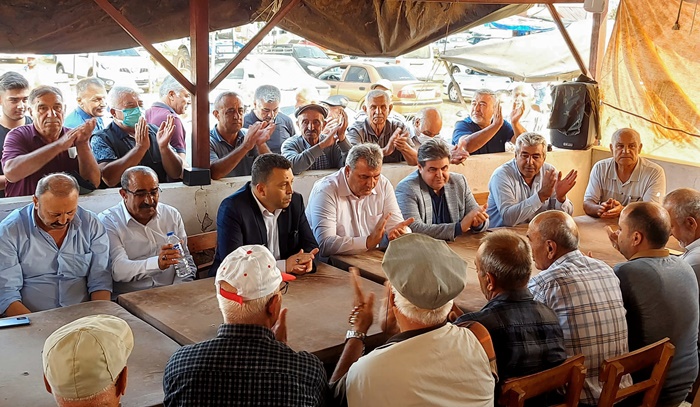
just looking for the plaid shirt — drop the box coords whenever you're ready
[528,250,631,406]
[163,324,327,407]
[456,289,567,382]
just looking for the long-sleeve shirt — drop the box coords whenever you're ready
[98,201,193,297]
[306,169,407,257]
[281,134,351,175]
[0,204,112,314]
[486,159,573,228]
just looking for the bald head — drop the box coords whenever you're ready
[414,107,442,139]
[621,202,671,249]
[35,173,79,198]
[530,211,580,251]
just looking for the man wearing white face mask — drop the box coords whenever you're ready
[409,107,469,165]
[90,86,183,187]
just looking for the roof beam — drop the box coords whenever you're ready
[93,0,194,94]
[403,0,583,3]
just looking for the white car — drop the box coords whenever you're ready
[443,72,514,103]
[211,54,331,110]
[55,48,154,92]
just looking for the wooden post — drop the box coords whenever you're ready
[190,0,210,169]
[547,3,592,78]
[588,1,609,80]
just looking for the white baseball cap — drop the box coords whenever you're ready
[215,245,295,303]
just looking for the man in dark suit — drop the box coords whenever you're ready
[210,154,319,277]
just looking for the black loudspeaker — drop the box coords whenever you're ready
[549,79,600,150]
[183,167,211,186]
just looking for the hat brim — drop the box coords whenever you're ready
[281,272,296,282]
[294,104,329,118]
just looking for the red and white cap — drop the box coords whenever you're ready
[215,245,295,304]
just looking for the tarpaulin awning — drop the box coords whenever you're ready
[440,20,610,83]
[0,1,529,57]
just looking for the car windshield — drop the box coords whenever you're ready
[98,49,140,57]
[295,47,328,59]
[376,66,415,81]
[260,57,307,76]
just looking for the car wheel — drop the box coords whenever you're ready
[448,83,459,103]
[451,65,460,75]
[56,64,65,74]
[174,47,191,71]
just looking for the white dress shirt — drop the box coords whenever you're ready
[98,201,193,297]
[306,168,407,257]
[251,189,287,271]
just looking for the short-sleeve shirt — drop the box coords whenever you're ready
[451,117,514,155]
[209,126,258,177]
[584,157,666,205]
[1,124,80,197]
[243,111,295,154]
[145,102,186,153]
[0,116,33,198]
[63,107,105,133]
[346,118,412,163]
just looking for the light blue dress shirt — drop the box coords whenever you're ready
[0,204,112,314]
[63,107,105,132]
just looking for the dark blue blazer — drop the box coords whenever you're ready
[210,182,318,277]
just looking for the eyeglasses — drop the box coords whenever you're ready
[280,281,289,295]
[124,187,161,198]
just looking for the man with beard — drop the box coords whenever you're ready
[281,103,350,175]
[210,154,319,277]
[146,75,191,162]
[0,173,111,316]
[346,90,417,165]
[91,86,183,187]
[243,85,296,154]
[64,77,108,132]
[209,91,275,180]
[0,72,32,198]
[2,86,101,197]
[99,166,194,298]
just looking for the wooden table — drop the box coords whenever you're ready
[117,263,386,363]
[0,301,179,407]
[331,216,657,312]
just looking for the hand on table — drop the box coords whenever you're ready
[285,248,319,275]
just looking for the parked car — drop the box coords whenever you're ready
[443,72,513,103]
[343,45,446,81]
[55,48,154,92]
[260,44,336,75]
[315,62,442,116]
[211,54,331,110]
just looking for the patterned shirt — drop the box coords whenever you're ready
[528,250,631,406]
[456,289,567,383]
[163,324,327,407]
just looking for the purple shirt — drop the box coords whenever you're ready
[145,102,186,153]
[1,125,80,197]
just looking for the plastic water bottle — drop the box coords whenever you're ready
[166,232,193,278]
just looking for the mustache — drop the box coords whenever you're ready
[139,203,157,209]
[51,221,68,228]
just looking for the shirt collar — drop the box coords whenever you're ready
[336,167,378,198]
[613,158,643,183]
[250,186,282,217]
[549,249,583,269]
[685,237,700,252]
[216,323,276,341]
[211,125,244,148]
[75,106,91,119]
[118,199,158,226]
[489,288,534,303]
[629,248,670,261]
[151,101,176,114]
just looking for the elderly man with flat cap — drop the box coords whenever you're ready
[281,103,351,174]
[164,245,327,406]
[43,315,133,407]
[330,234,495,407]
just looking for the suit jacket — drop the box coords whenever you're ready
[395,170,486,241]
[210,182,318,277]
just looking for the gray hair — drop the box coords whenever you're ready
[513,83,534,99]
[217,290,277,324]
[254,85,281,104]
[213,91,242,111]
[515,132,547,156]
[55,381,117,404]
[417,138,451,166]
[35,173,79,198]
[474,88,497,99]
[29,85,63,105]
[159,75,187,98]
[107,86,138,109]
[611,127,641,145]
[392,288,452,325]
[365,89,391,105]
[120,166,159,190]
[251,154,292,185]
[346,143,383,170]
[75,77,105,97]
[664,188,700,221]
[295,86,320,105]
[0,71,29,92]
[477,230,533,290]
[532,210,580,251]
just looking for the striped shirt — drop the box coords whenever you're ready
[528,250,631,406]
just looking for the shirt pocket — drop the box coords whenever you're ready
[58,253,93,278]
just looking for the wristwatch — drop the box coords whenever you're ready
[345,330,366,343]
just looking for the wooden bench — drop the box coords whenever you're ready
[187,231,217,279]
